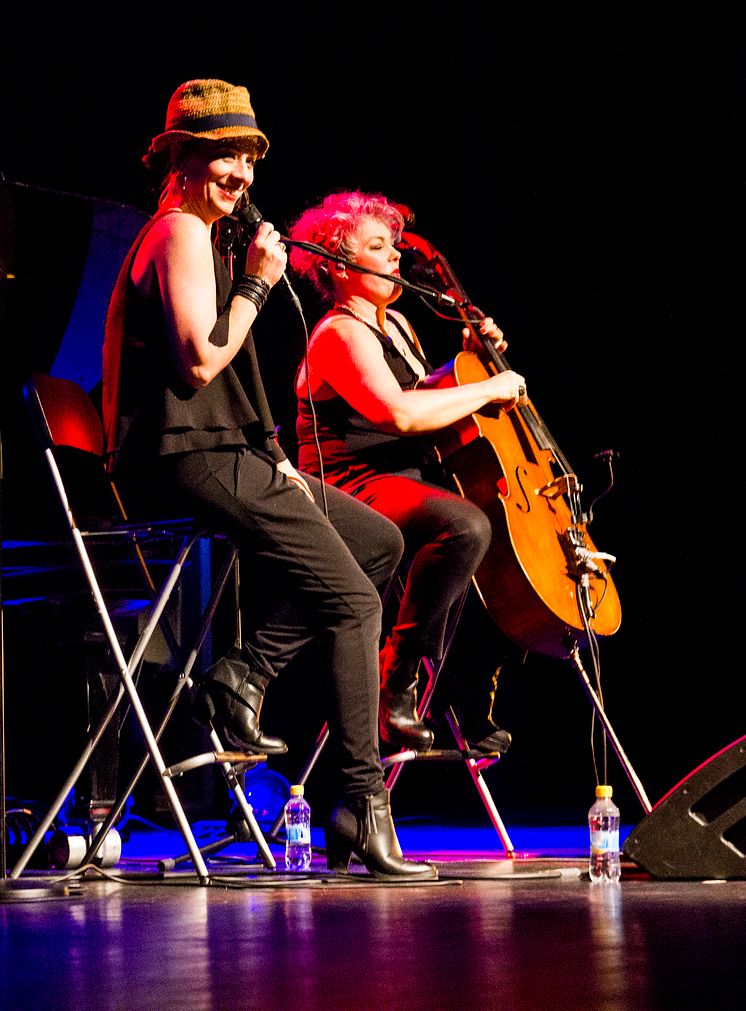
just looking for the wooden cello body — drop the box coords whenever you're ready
[422,352,621,659]
[402,232,622,660]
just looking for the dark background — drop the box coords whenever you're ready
[1,7,743,829]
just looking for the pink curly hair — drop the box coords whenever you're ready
[287,191,405,300]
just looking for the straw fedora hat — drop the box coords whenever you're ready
[147,79,269,159]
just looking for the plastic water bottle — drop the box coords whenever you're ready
[284,784,312,871]
[588,784,621,883]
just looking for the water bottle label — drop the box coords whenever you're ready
[590,829,619,852]
[287,825,310,845]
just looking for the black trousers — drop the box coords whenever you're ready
[346,466,517,725]
[138,446,405,800]
[348,469,492,661]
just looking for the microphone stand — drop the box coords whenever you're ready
[223,213,462,310]
[280,236,461,308]
[1,428,5,878]
[229,204,458,309]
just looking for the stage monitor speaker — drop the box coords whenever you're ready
[623,735,746,879]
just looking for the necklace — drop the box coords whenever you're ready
[333,304,426,380]
[333,303,393,341]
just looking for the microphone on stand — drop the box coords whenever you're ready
[236,200,459,308]
[235,201,302,312]
[272,231,460,307]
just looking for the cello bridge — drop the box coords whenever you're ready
[538,473,581,499]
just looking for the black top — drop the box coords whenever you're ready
[296,311,439,491]
[109,217,284,484]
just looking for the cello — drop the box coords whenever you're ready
[399,230,622,660]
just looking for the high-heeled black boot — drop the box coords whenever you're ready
[452,666,512,756]
[461,720,512,755]
[379,648,434,753]
[193,648,288,755]
[326,788,438,880]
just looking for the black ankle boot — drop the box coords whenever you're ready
[462,722,512,756]
[452,666,511,756]
[326,789,438,880]
[380,680,435,752]
[379,650,434,753]
[194,649,288,755]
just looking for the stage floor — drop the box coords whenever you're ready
[2,817,746,1010]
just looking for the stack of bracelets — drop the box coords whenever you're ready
[234,273,271,312]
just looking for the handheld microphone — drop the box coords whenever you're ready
[235,199,266,235]
[235,201,302,311]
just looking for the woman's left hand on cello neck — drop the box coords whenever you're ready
[461,316,508,356]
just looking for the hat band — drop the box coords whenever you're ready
[170,111,260,133]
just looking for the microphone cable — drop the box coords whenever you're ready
[229,201,330,518]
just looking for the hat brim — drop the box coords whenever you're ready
[149,125,269,158]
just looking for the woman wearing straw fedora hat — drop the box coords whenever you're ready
[101,79,436,881]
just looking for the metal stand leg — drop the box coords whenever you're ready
[570,644,652,814]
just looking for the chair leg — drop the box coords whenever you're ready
[381,587,515,855]
[383,584,467,792]
[80,545,276,873]
[9,683,127,878]
[267,721,330,842]
[85,533,214,880]
[280,582,516,856]
[209,733,276,870]
[445,708,515,855]
[79,543,237,862]
[11,533,208,880]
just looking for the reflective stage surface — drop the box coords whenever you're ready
[2,820,745,1010]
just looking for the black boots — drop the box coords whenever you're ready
[460,720,512,756]
[378,647,511,756]
[326,788,438,880]
[194,648,288,755]
[379,646,434,753]
[452,666,512,756]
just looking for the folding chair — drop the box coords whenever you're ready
[8,372,275,882]
[268,574,515,854]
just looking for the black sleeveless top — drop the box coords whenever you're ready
[112,235,284,484]
[296,311,440,491]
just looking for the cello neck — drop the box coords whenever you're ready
[404,234,583,520]
[460,301,576,476]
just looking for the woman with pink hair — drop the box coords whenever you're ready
[289,191,527,756]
